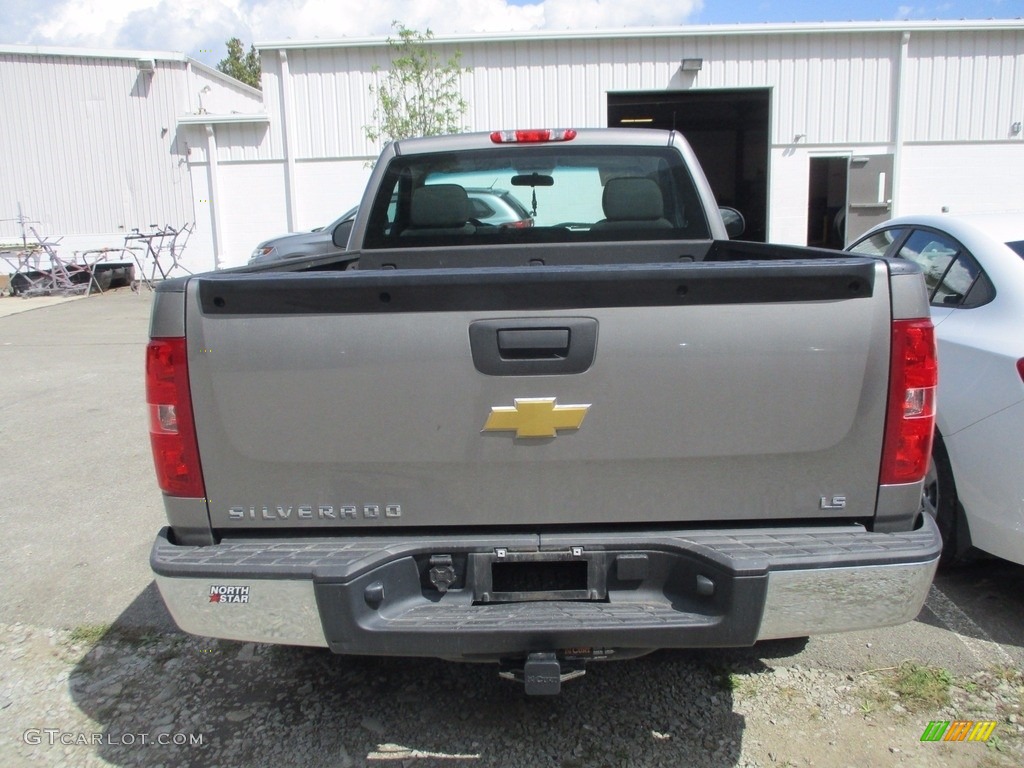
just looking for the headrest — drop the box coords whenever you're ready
[602,177,665,221]
[409,184,470,228]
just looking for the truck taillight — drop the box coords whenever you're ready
[880,319,937,485]
[146,337,205,498]
[489,129,577,143]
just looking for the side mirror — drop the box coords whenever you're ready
[332,219,354,249]
[719,207,745,238]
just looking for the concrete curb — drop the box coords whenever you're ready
[0,294,86,319]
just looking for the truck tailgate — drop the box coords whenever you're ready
[183,259,889,531]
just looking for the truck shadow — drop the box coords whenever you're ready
[66,584,789,767]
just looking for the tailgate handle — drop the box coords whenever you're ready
[497,328,570,359]
[470,318,597,376]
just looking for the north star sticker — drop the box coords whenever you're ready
[482,398,590,439]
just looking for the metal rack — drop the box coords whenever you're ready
[0,229,97,297]
[122,223,194,290]
[2,209,196,296]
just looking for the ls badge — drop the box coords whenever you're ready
[482,398,590,439]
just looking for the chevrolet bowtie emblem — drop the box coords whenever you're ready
[482,398,591,439]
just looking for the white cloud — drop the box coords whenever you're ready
[540,0,702,30]
[249,0,703,39]
[247,0,547,39]
[32,0,243,50]
[6,0,703,64]
[117,1,249,54]
[34,0,154,44]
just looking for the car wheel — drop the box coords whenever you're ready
[923,433,962,566]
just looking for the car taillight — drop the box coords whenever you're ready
[880,319,937,485]
[490,129,577,143]
[146,337,206,497]
[1017,358,1024,383]
[501,219,534,229]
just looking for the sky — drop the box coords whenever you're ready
[0,0,1021,68]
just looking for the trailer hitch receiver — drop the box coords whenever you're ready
[499,652,586,695]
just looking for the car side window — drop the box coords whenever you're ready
[849,228,904,257]
[469,198,496,219]
[898,229,991,309]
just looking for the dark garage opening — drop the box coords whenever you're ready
[608,89,769,242]
[807,157,849,250]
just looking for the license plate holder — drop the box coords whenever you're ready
[471,550,607,603]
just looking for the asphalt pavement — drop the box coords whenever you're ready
[0,289,172,632]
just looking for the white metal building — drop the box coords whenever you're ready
[0,45,263,275]
[3,21,1024,273]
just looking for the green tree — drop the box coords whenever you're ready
[366,22,470,146]
[217,38,261,90]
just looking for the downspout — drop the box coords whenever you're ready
[278,50,298,231]
[185,60,195,114]
[204,124,223,269]
[891,31,911,218]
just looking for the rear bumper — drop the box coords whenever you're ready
[151,516,940,659]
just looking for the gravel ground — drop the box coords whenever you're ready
[2,619,1021,768]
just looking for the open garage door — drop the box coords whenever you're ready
[608,89,769,242]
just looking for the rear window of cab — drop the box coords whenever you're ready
[361,146,711,248]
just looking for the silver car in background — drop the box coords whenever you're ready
[249,189,533,264]
[249,206,358,264]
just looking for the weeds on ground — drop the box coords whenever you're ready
[712,665,762,698]
[711,667,739,692]
[859,660,952,715]
[66,623,111,646]
[60,623,114,666]
[890,662,952,710]
[987,665,1024,686]
[62,624,190,669]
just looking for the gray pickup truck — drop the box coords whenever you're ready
[148,128,941,693]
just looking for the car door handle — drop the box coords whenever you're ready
[470,318,597,376]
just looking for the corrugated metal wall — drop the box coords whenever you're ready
[905,30,1024,142]
[262,26,1023,159]
[0,54,192,238]
[268,31,901,155]
[191,65,263,117]
[257,45,389,161]
[0,50,264,251]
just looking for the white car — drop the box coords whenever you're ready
[848,213,1024,565]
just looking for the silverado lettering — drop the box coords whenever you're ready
[227,505,402,520]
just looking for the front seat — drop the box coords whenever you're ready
[591,177,673,230]
[401,184,476,237]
